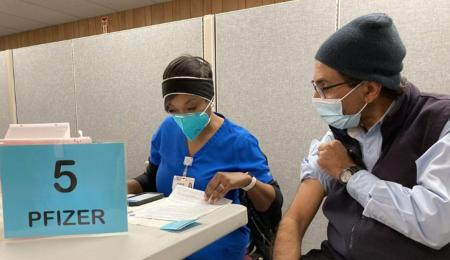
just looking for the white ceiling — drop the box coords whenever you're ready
[0,0,171,37]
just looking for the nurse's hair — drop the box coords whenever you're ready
[163,55,212,80]
[163,55,213,111]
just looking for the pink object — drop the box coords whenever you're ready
[0,123,92,146]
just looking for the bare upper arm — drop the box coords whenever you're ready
[284,178,326,238]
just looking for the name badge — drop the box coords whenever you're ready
[172,176,195,189]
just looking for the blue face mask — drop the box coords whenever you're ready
[172,101,212,141]
[311,82,367,129]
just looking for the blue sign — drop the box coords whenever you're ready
[0,143,128,238]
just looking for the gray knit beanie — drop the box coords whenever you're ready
[315,13,406,90]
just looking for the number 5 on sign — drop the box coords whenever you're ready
[0,143,128,238]
[54,160,77,193]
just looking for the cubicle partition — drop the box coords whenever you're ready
[1,18,203,178]
[0,51,9,136]
[13,41,78,135]
[339,0,450,94]
[215,0,334,253]
[73,18,203,177]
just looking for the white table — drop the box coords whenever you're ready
[0,197,248,260]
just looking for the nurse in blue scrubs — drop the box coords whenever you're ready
[128,55,280,259]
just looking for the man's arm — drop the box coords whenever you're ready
[273,179,325,260]
[346,131,450,249]
[318,128,450,249]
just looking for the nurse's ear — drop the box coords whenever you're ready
[206,104,213,115]
[205,99,215,115]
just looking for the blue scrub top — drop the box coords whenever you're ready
[149,113,273,260]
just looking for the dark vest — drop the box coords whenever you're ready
[323,82,450,260]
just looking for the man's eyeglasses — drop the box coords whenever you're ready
[311,80,359,99]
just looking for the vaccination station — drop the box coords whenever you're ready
[0,0,449,259]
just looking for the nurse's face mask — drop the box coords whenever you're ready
[312,81,368,129]
[171,98,213,141]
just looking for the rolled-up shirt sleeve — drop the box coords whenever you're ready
[300,131,335,194]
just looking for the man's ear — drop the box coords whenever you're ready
[364,81,382,103]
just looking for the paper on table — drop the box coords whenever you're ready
[131,185,232,221]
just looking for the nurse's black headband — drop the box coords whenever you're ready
[162,76,214,101]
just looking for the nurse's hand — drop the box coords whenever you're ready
[204,172,252,204]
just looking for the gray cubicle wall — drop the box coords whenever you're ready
[13,41,77,134]
[215,0,336,252]
[339,0,450,94]
[73,18,203,178]
[0,51,10,136]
